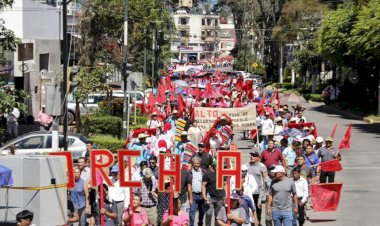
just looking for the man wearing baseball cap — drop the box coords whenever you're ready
[247,151,269,225]
[216,193,245,226]
[267,165,298,226]
[317,137,341,183]
[313,136,324,156]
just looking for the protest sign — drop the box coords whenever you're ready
[194,104,257,131]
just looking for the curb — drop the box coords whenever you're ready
[363,117,375,124]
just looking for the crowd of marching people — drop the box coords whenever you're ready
[63,71,344,226]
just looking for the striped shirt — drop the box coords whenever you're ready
[134,177,158,207]
[191,169,203,193]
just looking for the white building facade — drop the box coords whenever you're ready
[171,10,220,62]
[1,0,62,117]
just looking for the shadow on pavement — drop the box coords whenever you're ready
[352,123,380,136]
[309,104,360,121]
[307,218,337,223]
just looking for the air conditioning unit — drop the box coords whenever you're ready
[179,0,193,8]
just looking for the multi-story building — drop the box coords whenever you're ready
[219,16,236,56]
[171,10,220,62]
[2,0,62,117]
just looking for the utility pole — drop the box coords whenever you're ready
[143,29,147,89]
[122,0,129,139]
[62,0,68,150]
[151,31,155,88]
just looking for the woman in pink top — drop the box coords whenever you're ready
[162,198,189,226]
[123,195,149,226]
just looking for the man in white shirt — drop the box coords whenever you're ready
[6,107,20,139]
[261,112,274,136]
[292,167,308,226]
[146,112,162,128]
[109,165,130,226]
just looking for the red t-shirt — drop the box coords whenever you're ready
[260,148,285,170]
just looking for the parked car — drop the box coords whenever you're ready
[67,91,144,124]
[0,132,88,161]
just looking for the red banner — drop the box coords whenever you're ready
[320,159,342,172]
[287,122,318,138]
[311,183,343,211]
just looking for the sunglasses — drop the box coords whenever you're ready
[149,161,156,164]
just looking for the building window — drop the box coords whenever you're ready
[180,30,188,37]
[179,17,187,25]
[215,19,218,26]
[207,19,212,26]
[202,19,205,25]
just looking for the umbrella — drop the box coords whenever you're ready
[173,80,188,88]
[278,128,304,137]
[0,164,14,187]
[284,93,307,104]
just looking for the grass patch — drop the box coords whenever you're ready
[366,115,380,122]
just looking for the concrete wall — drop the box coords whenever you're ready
[2,0,62,40]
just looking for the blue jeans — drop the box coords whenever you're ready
[272,209,293,226]
[189,193,206,226]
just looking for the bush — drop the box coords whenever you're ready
[304,93,322,102]
[82,115,122,138]
[90,135,124,153]
[274,83,293,90]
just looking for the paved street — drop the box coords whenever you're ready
[233,101,380,225]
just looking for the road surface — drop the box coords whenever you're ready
[233,101,380,225]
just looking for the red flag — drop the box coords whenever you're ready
[310,183,343,212]
[178,94,186,117]
[330,123,338,138]
[319,159,342,172]
[275,89,281,108]
[249,129,257,140]
[166,100,171,115]
[233,97,242,107]
[338,123,352,149]
[146,92,156,109]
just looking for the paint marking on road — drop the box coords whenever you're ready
[343,166,380,170]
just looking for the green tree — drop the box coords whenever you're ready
[0,0,18,63]
[349,0,380,66]
[316,3,358,65]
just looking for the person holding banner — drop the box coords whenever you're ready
[162,197,189,226]
[69,167,90,226]
[216,193,246,226]
[317,137,341,183]
[202,159,226,226]
[122,194,149,226]
[134,168,158,225]
[94,184,117,226]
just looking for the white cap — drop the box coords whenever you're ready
[241,165,247,171]
[316,136,324,143]
[271,165,285,173]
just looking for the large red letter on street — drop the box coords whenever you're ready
[117,150,142,188]
[91,149,114,186]
[216,151,242,189]
[49,151,75,188]
[158,154,181,192]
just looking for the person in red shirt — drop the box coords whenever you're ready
[260,140,287,170]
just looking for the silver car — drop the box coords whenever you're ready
[0,132,88,161]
